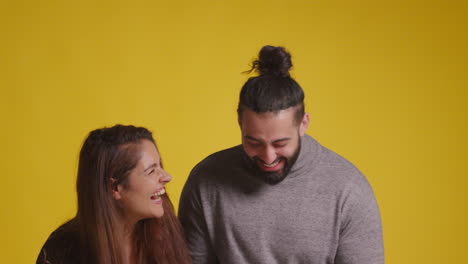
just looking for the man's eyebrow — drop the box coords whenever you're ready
[272,137,291,143]
[244,136,291,143]
[244,135,262,142]
[144,163,157,172]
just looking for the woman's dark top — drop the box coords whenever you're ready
[36,219,81,264]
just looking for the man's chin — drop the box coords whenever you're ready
[256,170,288,185]
[242,153,295,185]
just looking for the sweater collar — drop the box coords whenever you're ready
[286,134,320,179]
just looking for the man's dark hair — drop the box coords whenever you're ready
[237,45,305,124]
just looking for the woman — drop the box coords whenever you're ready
[37,125,191,264]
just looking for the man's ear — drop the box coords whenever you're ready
[110,178,123,200]
[299,112,310,136]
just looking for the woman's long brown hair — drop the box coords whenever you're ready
[76,125,191,264]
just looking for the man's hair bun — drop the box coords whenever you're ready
[251,45,292,77]
[238,45,304,119]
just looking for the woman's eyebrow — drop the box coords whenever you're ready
[144,163,157,172]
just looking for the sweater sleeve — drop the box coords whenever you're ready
[335,180,384,264]
[36,220,80,264]
[178,172,219,264]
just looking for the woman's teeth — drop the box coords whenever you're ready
[150,188,165,200]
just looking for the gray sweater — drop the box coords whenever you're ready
[179,135,384,264]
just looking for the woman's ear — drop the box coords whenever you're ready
[110,178,122,200]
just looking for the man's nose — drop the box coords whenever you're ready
[259,146,277,164]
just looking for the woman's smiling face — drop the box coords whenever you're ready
[113,139,172,224]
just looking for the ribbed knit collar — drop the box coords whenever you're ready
[286,134,320,180]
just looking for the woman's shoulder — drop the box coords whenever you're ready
[36,219,81,264]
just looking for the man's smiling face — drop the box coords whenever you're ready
[239,107,309,184]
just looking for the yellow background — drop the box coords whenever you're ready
[1,0,466,263]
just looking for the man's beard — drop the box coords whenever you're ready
[243,139,301,185]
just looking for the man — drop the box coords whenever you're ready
[179,45,384,264]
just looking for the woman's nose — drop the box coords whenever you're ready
[160,170,172,183]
